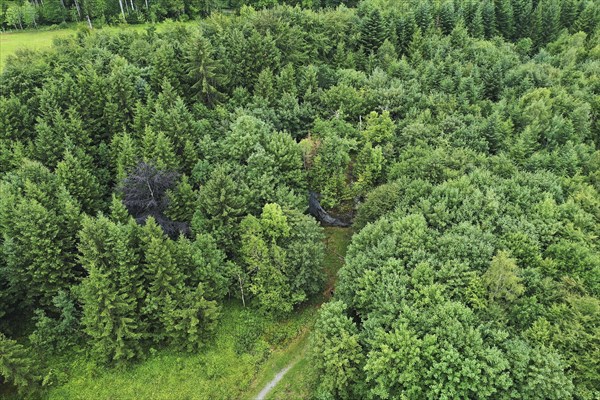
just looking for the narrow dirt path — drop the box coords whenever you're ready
[255,363,296,400]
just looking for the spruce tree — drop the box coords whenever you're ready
[512,0,533,39]
[482,0,497,38]
[414,1,433,32]
[439,1,457,35]
[140,218,183,342]
[495,0,515,39]
[359,8,387,53]
[79,265,142,364]
[166,175,198,223]
[0,333,40,395]
[78,216,144,364]
[560,0,579,32]
[193,165,246,254]
[142,127,179,171]
[184,34,225,106]
[111,132,139,184]
[254,68,276,103]
[56,150,103,215]
[353,142,384,198]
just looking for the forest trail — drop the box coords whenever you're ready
[255,363,296,399]
[247,227,353,399]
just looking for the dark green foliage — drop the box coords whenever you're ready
[0,333,40,396]
[359,8,387,53]
[0,161,81,310]
[1,3,600,398]
[29,291,80,354]
[193,164,247,254]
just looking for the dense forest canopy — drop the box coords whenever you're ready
[1,0,600,398]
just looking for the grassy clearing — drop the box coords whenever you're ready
[0,21,196,70]
[46,303,315,400]
[42,227,352,400]
[322,226,353,295]
[1,28,75,70]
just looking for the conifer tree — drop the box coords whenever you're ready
[166,175,198,223]
[0,182,80,309]
[193,165,246,254]
[0,333,40,395]
[184,33,225,106]
[34,109,91,169]
[142,127,179,171]
[140,218,184,342]
[110,194,131,224]
[362,110,394,145]
[512,0,532,39]
[151,43,182,93]
[79,265,142,364]
[255,68,276,103]
[560,0,578,31]
[414,1,433,32]
[532,0,561,48]
[360,8,387,53]
[495,0,515,39]
[481,0,497,38]
[276,63,297,96]
[395,13,416,55]
[353,142,384,198]
[111,132,139,184]
[78,216,144,364]
[56,150,103,215]
[439,1,457,35]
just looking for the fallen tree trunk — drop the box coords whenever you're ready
[308,192,351,227]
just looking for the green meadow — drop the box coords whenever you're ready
[0,21,193,70]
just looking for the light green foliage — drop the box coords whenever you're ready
[353,141,384,197]
[111,132,139,184]
[482,250,524,303]
[311,301,363,399]
[240,203,324,315]
[308,118,355,209]
[362,110,394,145]
[142,127,179,171]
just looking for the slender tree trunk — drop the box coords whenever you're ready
[145,0,148,10]
[73,0,82,19]
[118,0,126,20]
[238,274,246,307]
[87,14,93,29]
[130,0,135,11]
